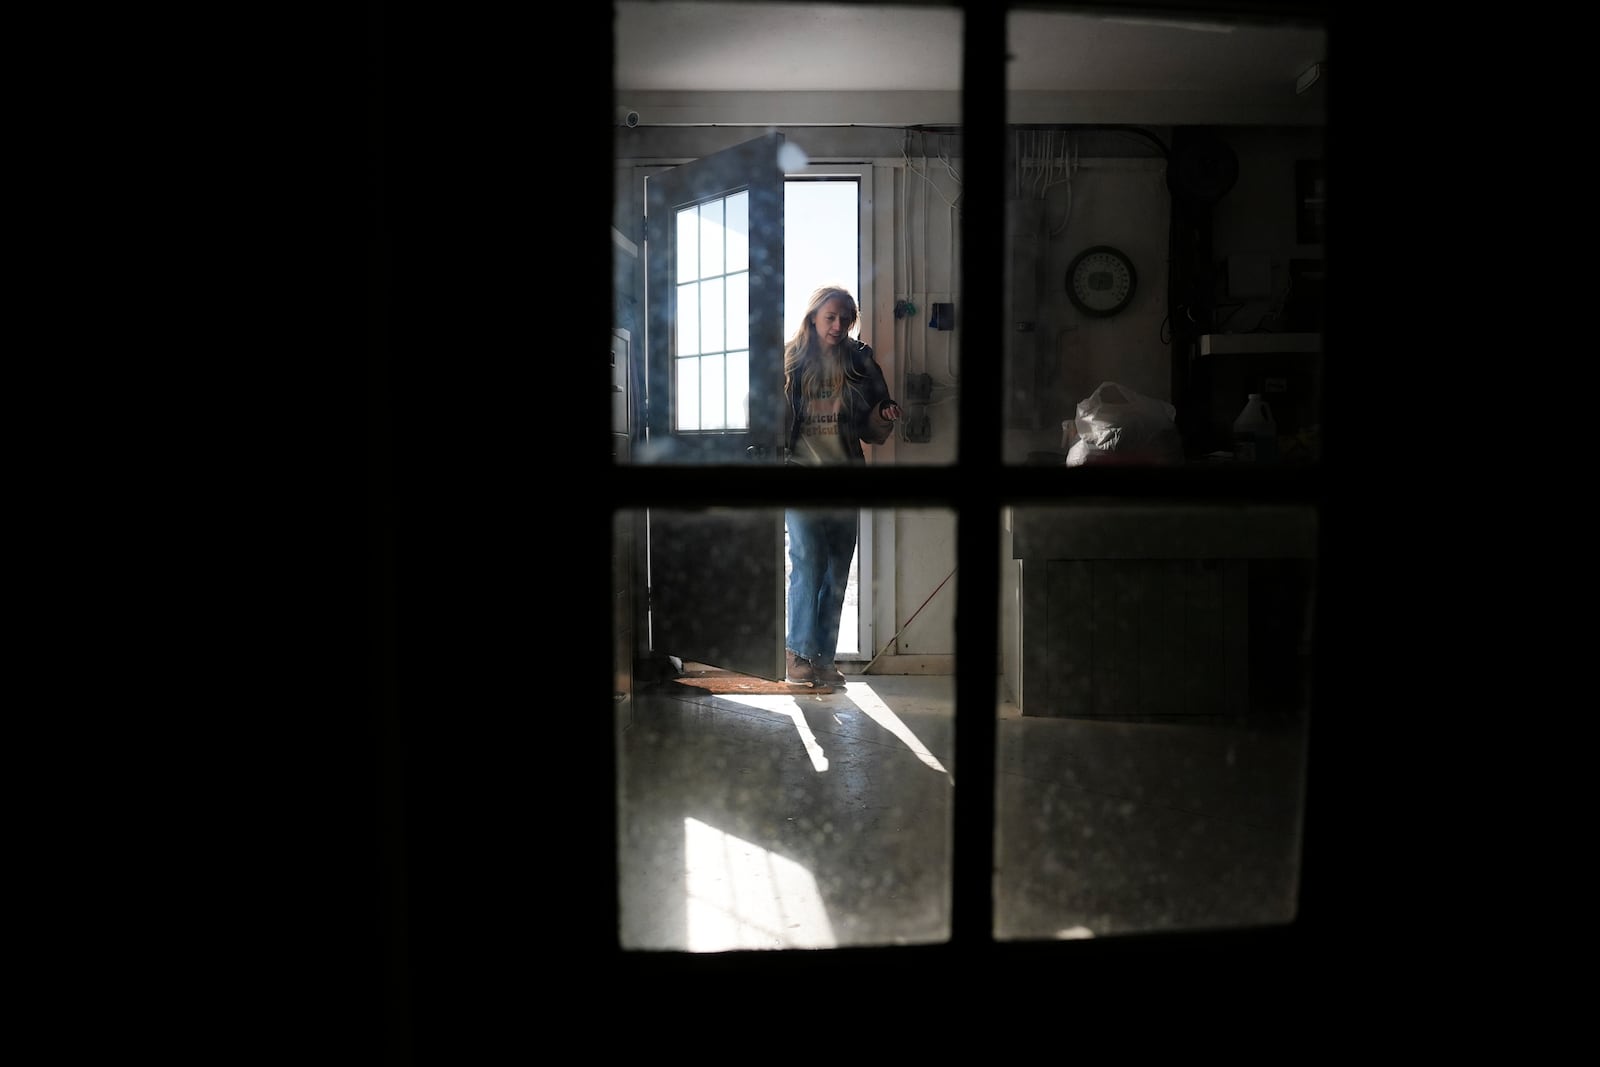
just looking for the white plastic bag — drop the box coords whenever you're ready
[1064,381,1183,466]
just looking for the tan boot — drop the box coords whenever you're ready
[814,661,846,684]
[785,650,818,685]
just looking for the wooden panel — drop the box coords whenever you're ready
[1023,556,1261,720]
[1163,561,1191,716]
[1044,559,1092,718]
[1018,558,1045,715]
[1184,561,1225,716]
[1012,503,1315,719]
[1222,559,1250,717]
[1094,561,1140,719]
[649,508,786,681]
[1012,505,1316,560]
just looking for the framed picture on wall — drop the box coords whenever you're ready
[1296,160,1325,245]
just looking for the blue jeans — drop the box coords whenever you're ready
[785,508,858,664]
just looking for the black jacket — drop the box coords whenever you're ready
[784,338,898,462]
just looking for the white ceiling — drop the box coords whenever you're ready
[615,2,1328,96]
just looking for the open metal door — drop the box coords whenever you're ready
[642,133,787,680]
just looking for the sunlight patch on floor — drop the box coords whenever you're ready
[721,694,829,771]
[721,681,948,775]
[684,817,837,951]
[846,684,950,775]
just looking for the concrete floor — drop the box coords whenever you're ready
[616,671,1308,951]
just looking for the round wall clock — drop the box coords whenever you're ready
[1066,245,1137,317]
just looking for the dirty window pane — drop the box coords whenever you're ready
[725,190,749,271]
[697,352,726,431]
[674,198,748,433]
[727,272,749,352]
[615,506,956,951]
[724,350,749,429]
[676,280,700,356]
[701,275,726,355]
[1002,9,1327,465]
[995,502,1315,938]
[699,199,726,277]
[674,355,700,432]
[675,206,697,285]
[615,2,962,467]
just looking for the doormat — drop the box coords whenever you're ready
[662,668,835,696]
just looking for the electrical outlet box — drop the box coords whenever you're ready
[906,373,933,402]
[904,412,931,443]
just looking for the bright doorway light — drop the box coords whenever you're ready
[783,178,864,656]
[784,180,859,338]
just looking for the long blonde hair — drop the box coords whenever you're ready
[783,286,857,400]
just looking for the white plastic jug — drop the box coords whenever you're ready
[1232,393,1277,463]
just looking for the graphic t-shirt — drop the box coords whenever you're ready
[793,383,850,466]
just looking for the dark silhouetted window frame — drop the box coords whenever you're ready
[599,2,1334,980]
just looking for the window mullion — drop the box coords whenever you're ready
[949,0,1007,952]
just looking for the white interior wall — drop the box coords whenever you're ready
[882,141,960,667]
[1003,157,1173,463]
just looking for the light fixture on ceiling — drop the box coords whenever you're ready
[1296,62,1323,95]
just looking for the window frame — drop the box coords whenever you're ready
[363,3,1338,1011]
[598,3,1331,976]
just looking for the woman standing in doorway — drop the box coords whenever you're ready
[783,286,901,685]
